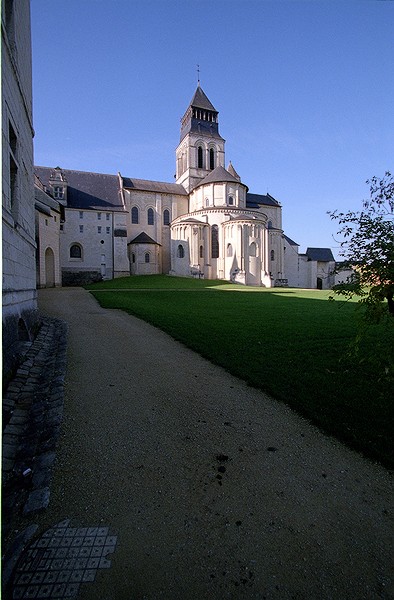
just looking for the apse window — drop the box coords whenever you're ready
[177,244,185,258]
[132,206,139,224]
[145,252,150,263]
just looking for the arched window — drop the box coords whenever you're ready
[132,207,139,224]
[70,244,82,259]
[268,220,273,229]
[163,209,170,226]
[199,245,203,258]
[271,250,275,261]
[198,146,203,169]
[177,244,184,258]
[209,148,215,170]
[228,196,234,205]
[227,243,233,257]
[132,253,136,263]
[147,208,154,225]
[250,242,257,257]
[145,252,150,263]
[211,225,219,259]
[205,197,209,207]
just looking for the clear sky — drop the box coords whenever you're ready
[31,0,393,258]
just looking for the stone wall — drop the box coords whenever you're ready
[2,0,38,377]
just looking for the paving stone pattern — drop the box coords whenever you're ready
[12,519,117,599]
[2,316,68,539]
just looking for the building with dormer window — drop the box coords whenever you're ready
[34,84,335,289]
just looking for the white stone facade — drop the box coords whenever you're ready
[2,0,38,377]
[34,84,334,290]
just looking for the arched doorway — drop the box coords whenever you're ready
[45,247,55,287]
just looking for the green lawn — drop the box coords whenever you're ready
[86,275,393,468]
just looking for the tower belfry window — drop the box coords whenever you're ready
[198,146,203,169]
[209,148,215,170]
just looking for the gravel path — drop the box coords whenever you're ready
[35,287,393,600]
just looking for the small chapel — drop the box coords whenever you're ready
[34,85,335,289]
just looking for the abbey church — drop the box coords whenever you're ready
[34,85,335,289]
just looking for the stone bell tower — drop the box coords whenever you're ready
[175,84,225,193]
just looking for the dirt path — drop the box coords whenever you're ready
[35,287,393,599]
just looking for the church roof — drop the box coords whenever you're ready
[227,162,241,181]
[123,177,187,196]
[189,85,217,112]
[129,232,160,245]
[306,248,335,262]
[34,166,125,211]
[177,217,206,224]
[246,193,281,208]
[195,165,246,188]
[231,213,261,221]
[283,234,299,246]
[34,183,61,213]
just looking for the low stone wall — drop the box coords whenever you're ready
[2,315,67,544]
[61,270,102,286]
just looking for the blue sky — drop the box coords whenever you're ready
[31,0,393,257]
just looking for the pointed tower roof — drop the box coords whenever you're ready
[189,85,217,112]
[227,161,241,181]
[180,85,223,142]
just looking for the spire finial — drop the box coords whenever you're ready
[197,64,200,86]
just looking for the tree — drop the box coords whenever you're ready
[329,171,394,322]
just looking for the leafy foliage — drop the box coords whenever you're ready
[329,172,394,320]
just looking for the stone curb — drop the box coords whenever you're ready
[2,314,68,551]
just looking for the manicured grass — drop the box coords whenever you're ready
[87,275,393,468]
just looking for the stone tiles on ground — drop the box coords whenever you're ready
[12,519,117,599]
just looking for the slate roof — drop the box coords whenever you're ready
[231,213,261,221]
[180,86,223,142]
[122,177,187,196]
[189,85,217,112]
[177,217,206,224]
[283,234,299,246]
[129,232,160,245]
[195,165,246,188]
[34,185,61,214]
[34,167,125,211]
[246,193,280,208]
[227,162,241,181]
[306,248,335,262]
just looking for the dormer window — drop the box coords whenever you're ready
[54,186,64,199]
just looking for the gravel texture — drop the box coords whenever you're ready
[27,287,394,599]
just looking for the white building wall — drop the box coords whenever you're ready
[2,0,38,379]
[60,208,116,283]
[36,209,61,287]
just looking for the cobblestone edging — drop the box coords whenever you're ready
[2,315,68,540]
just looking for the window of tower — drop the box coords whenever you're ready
[198,146,203,169]
[228,196,234,205]
[209,148,215,170]
[271,250,275,261]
